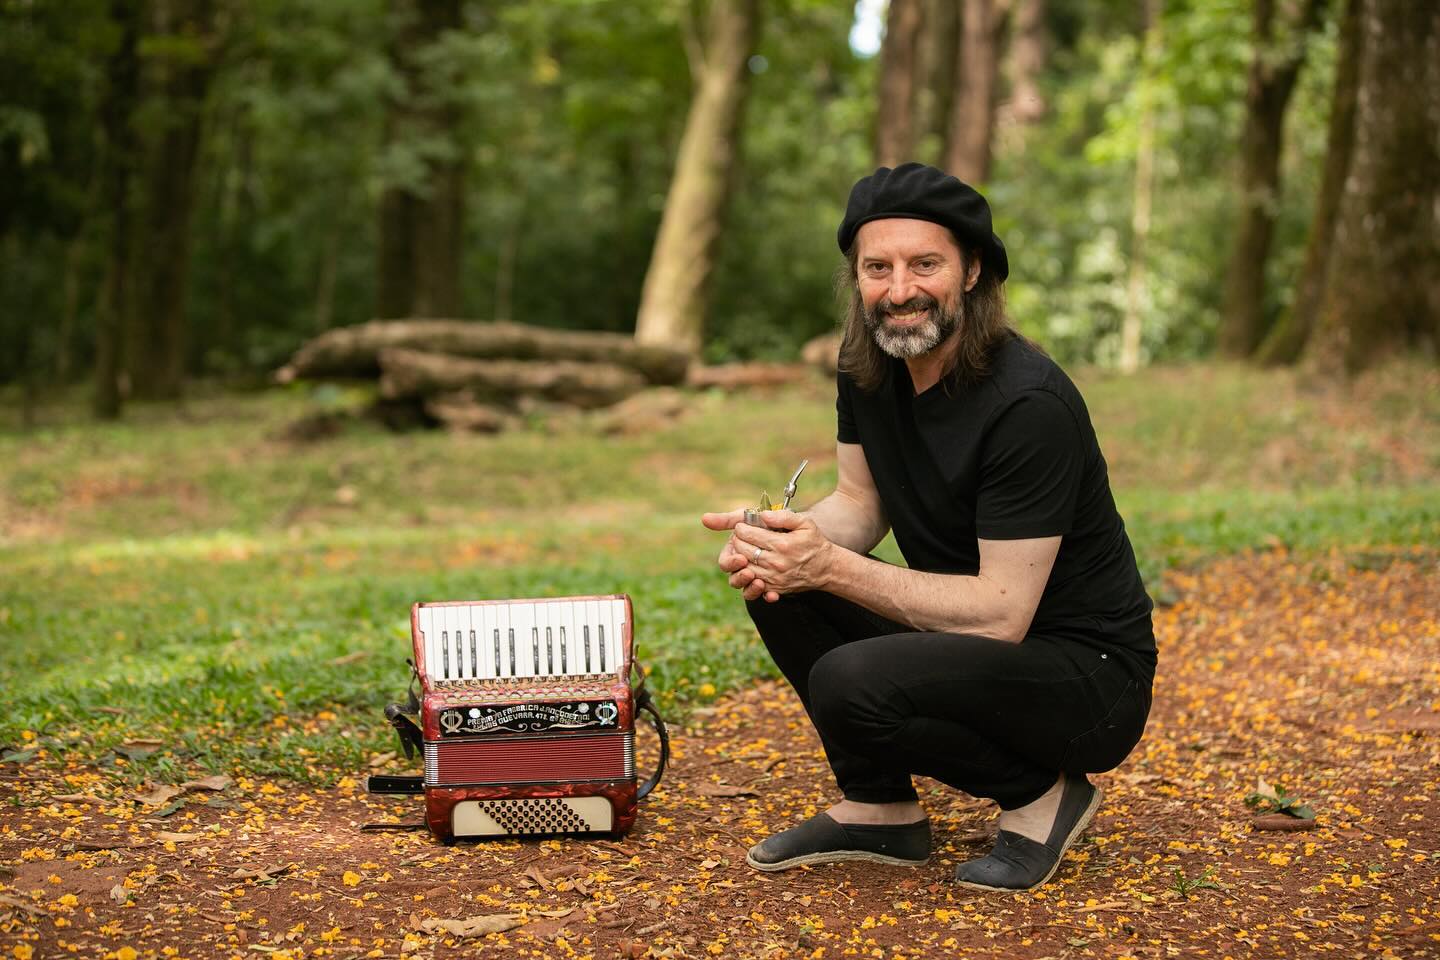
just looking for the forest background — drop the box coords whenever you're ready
[2,0,1435,415]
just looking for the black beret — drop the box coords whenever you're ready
[837,162,1009,283]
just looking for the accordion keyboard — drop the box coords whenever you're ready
[416,598,627,684]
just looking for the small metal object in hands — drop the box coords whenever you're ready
[743,459,809,529]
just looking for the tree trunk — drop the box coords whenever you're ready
[277,319,691,385]
[1305,0,1440,374]
[1256,0,1361,366]
[944,0,1002,183]
[93,0,143,420]
[1217,0,1325,359]
[1008,0,1046,124]
[58,231,85,382]
[1119,0,1160,374]
[875,0,923,166]
[915,0,960,164]
[633,0,760,356]
[124,0,217,401]
[376,0,465,320]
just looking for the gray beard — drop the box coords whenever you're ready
[863,293,963,360]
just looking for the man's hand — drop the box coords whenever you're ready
[729,510,836,601]
[701,509,774,602]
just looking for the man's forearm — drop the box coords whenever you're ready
[804,491,888,556]
[820,547,1029,643]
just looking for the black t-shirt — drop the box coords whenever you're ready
[836,335,1155,661]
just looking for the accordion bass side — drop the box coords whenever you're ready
[367,595,668,842]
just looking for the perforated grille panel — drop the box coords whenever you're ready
[424,733,632,785]
[451,796,614,836]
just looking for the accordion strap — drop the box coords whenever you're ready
[632,664,670,802]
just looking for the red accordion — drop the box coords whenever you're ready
[367,595,668,841]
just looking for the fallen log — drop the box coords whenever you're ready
[275,320,689,386]
[423,392,517,433]
[801,332,841,375]
[378,348,646,410]
[686,362,814,391]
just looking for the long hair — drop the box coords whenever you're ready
[835,244,1016,392]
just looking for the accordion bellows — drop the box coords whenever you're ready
[410,595,659,841]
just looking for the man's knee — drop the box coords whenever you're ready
[808,643,904,744]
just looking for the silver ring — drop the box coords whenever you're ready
[752,547,763,562]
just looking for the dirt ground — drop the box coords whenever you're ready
[2,551,1438,959]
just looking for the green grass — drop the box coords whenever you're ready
[1,361,1436,784]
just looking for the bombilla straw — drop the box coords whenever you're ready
[781,459,809,510]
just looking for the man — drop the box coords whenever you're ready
[701,163,1155,891]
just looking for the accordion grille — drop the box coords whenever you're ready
[424,733,634,786]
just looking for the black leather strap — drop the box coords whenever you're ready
[632,666,669,801]
[366,774,425,794]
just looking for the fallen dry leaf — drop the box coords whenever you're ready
[693,782,759,798]
[229,863,293,882]
[135,784,184,806]
[420,914,524,937]
[180,775,232,792]
[156,831,204,843]
[522,865,553,889]
[73,838,151,852]
[0,894,44,916]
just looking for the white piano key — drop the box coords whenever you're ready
[465,604,478,679]
[444,605,456,680]
[607,596,624,674]
[543,612,556,676]
[565,599,580,677]
[450,605,465,680]
[525,604,541,677]
[431,606,444,677]
[473,603,488,679]
[486,605,500,680]
[556,600,571,676]
[460,604,472,679]
[541,601,558,677]
[533,603,546,677]
[586,599,602,675]
[617,597,628,669]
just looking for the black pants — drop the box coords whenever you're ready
[747,591,1153,809]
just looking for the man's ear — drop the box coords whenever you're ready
[963,254,981,292]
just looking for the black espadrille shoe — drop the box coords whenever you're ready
[953,777,1102,891]
[745,814,931,872]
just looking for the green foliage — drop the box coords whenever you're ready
[1169,864,1223,898]
[0,0,1363,383]
[1245,780,1317,820]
